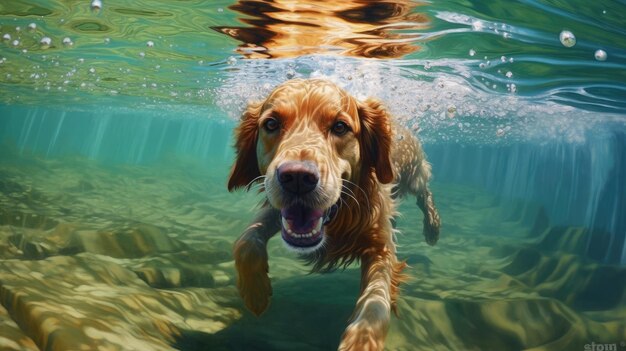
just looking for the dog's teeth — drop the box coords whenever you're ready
[315,217,323,230]
[311,229,317,235]
[282,217,289,230]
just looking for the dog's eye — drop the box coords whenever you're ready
[331,121,350,136]
[263,117,280,132]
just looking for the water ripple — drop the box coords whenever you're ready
[0,0,624,139]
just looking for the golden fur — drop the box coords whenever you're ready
[228,79,440,350]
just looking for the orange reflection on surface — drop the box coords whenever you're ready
[211,0,429,59]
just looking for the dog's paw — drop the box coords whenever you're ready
[423,216,440,246]
[238,268,272,316]
[338,321,385,351]
[234,240,272,316]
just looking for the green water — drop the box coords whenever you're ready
[1,0,625,350]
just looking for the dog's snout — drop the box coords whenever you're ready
[277,161,319,194]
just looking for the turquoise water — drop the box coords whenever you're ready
[1,1,625,350]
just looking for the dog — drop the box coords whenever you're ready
[228,79,440,350]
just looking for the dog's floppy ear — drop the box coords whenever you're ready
[357,98,394,184]
[228,101,263,191]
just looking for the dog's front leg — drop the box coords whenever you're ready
[233,206,280,316]
[339,249,398,351]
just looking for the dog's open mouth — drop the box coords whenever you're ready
[280,204,337,249]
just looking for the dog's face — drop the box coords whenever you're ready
[229,79,394,253]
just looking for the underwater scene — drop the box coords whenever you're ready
[1,0,625,350]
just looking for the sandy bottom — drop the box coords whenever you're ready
[0,149,624,351]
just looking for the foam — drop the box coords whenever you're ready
[215,55,624,144]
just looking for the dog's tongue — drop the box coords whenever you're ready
[281,205,324,233]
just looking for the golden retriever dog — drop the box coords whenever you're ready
[228,79,440,350]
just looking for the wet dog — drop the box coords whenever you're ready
[228,79,440,350]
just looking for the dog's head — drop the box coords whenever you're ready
[228,79,393,253]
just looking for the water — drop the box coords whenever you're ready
[1,0,625,350]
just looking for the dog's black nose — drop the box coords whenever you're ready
[277,161,319,195]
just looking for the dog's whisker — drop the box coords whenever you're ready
[342,179,372,215]
[245,175,267,191]
[340,188,360,211]
[337,195,350,213]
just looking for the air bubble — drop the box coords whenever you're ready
[40,37,52,48]
[559,30,576,47]
[146,40,154,48]
[594,49,607,61]
[424,62,431,70]
[472,20,483,31]
[62,37,73,46]
[469,49,476,57]
[496,128,505,137]
[500,56,506,62]
[91,0,102,12]
[89,67,95,74]
[506,71,513,78]
[11,39,19,47]
[3,33,11,41]
[139,52,145,58]
[446,105,457,119]
[286,69,296,79]
[104,37,110,44]
[227,56,237,65]
[28,23,37,31]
